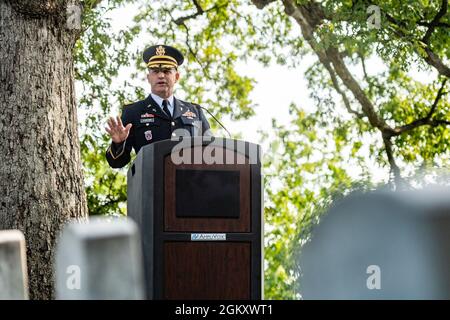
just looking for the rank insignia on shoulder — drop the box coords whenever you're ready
[141,113,155,118]
[181,111,196,119]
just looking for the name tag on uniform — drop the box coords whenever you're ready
[140,118,155,123]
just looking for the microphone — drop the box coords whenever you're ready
[196,105,232,138]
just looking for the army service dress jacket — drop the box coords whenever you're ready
[106,94,211,168]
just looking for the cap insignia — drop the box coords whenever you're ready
[156,45,165,56]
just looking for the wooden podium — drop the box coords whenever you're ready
[127,137,262,299]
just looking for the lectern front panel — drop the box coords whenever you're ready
[175,169,240,218]
[164,242,251,299]
[164,152,251,232]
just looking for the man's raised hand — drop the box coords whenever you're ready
[105,116,132,144]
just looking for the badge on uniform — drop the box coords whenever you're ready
[181,111,197,119]
[144,130,152,141]
[141,113,155,123]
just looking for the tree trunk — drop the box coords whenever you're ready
[0,0,87,299]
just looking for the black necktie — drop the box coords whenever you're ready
[162,99,172,119]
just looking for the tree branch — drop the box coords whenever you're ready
[382,135,402,186]
[173,0,227,26]
[167,0,228,79]
[423,47,450,78]
[431,119,450,126]
[282,0,381,125]
[418,21,450,28]
[165,9,212,79]
[251,0,277,9]
[358,52,369,82]
[385,9,450,78]
[81,0,102,10]
[327,47,389,128]
[426,78,447,118]
[422,0,448,45]
[390,79,448,136]
[229,7,268,37]
[324,60,365,118]
[173,0,203,25]
[282,0,405,182]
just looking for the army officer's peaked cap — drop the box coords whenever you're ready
[143,45,184,69]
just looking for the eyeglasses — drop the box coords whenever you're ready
[149,68,176,75]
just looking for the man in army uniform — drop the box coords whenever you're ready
[105,45,211,168]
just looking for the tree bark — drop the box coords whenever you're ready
[0,0,87,299]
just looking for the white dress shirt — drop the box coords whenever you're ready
[151,93,174,117]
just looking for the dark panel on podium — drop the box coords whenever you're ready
[175,169,240,218]
[165,156,251,232]
[164,242,251,299]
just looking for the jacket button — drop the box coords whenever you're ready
[146,123,149,126]
[171,122,175,126]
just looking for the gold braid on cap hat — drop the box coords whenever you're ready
[147,45,178,68]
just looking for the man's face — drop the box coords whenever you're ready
[147,67,180,98]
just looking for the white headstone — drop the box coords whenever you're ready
[55,217,145,299]
[0,230,29,300]
[300,187,450,299]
